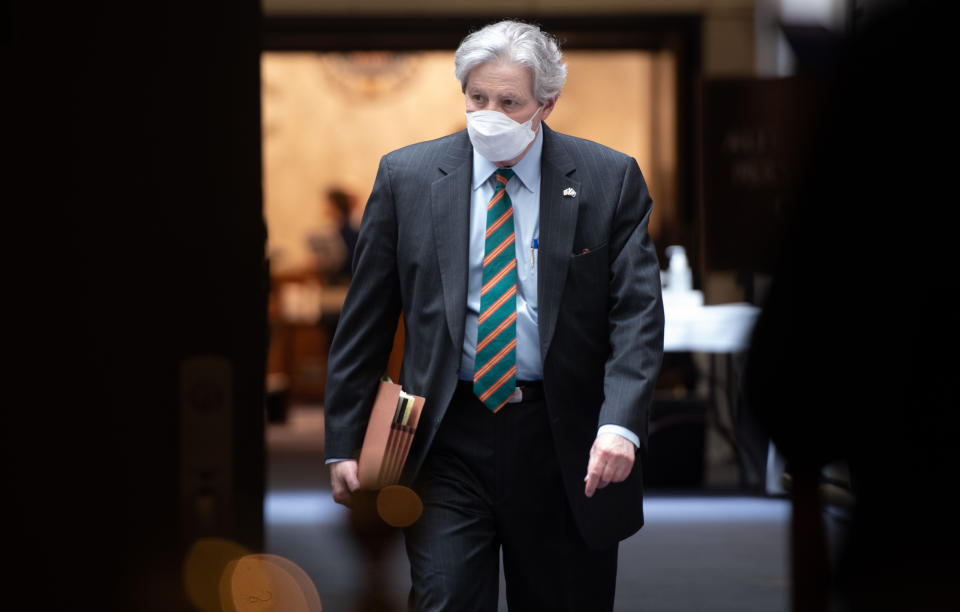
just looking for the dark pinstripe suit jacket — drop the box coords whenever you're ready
[324,124,664,548]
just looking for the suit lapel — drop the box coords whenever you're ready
[537,125,580,361]
[430,132,473,353]
[537,125,579,361]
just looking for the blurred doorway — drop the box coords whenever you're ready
[260,15,698,405]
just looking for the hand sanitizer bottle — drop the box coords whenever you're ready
[665,245,692,292]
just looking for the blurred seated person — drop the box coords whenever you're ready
[307,187,360,340]
[307,186,360,287]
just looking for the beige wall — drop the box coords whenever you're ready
[262,50,676,274]
[262,51,463,272]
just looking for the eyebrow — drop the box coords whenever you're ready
[467,87,526,101]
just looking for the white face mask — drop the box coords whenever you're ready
[465,105,542,163]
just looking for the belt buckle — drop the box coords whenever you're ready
[507,387,523,403]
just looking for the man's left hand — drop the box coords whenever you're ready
[584,432,635,498]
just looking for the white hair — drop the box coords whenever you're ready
[454,20,567,105]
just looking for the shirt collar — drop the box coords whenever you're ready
[471,125,543,193]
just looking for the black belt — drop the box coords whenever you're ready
[457,380,544,403]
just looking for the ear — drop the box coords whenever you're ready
[539,94,559,123]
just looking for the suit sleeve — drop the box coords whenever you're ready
[323,155,403,461]
[599,157,664,448]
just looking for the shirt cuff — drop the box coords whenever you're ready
[597,424,640,449]
[325,458,352,465]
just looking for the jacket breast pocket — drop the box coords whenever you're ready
[566,242,609,302]
[571,241,608,259]
[561,241,609,344]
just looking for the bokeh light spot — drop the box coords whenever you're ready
[183,537,251,612]
[227,553,322,612]
[376,485,423,527]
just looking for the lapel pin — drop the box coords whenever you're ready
[563,187,577,198]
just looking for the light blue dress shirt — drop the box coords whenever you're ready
[459,128,639,449]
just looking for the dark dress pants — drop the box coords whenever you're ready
[404,382,618,611]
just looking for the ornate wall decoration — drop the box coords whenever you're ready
[320,52,420,101]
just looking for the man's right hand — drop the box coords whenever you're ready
[329,459,361,507]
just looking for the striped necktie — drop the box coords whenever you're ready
[474,168,518,412]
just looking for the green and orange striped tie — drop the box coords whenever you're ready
[474,168,518,412]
